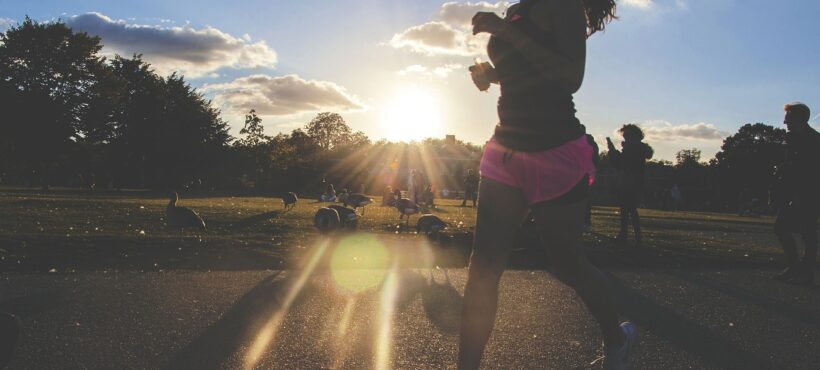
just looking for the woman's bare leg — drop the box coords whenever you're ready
[458,177,529,370]
[531,200,624,349]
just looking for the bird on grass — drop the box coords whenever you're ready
[417,214,448,234]
[283,192,298,211]
[393,189,420,227]
[328,205,359,229]
[314,207,340,233]
[166,191,206,236]
[342,193,373,215]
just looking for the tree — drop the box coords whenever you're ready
[305,112,353,151]
[713,123,786,209]
[239,109,270,147]
[0,17,107,188]
[675,148,702,167]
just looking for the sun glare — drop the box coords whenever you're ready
[379,86,445,142]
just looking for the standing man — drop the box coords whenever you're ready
[772,102,819,284]
[607,124,654,246]
[461,168,478,207]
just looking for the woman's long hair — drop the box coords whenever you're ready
[583,0,617,36]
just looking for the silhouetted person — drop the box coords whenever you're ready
[429,184,437,207]
[460,169,478,207]
[771,102,819,285]
[320,184,336,202]
[670,183,682,211]
[408,169,418,203]
[607,124,654,246]
[382,185,394,206]
[460,1,635,370]
[584,134,600,232]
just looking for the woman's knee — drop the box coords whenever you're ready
[773,219,791,237]
[468,248,508,275]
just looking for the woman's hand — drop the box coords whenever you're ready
[472,12,509,37]
[469,62,494,91]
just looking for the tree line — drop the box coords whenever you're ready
[0,19,788,212]
[593,123,787,213]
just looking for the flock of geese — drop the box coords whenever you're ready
[165,190,448,236]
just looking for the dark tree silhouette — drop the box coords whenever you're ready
[0,17,107,188]
[239,109,270,147]
[714,123,786,210]
[675,149,702,167]
[305,112,354,151]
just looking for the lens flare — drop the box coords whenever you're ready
[375,264,400,370]
[244,240,330,370]
[330,233,390,294]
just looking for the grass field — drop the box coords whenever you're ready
[0,186,795,273]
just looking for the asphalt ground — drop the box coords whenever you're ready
[2,266,819,369]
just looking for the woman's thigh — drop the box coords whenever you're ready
[471,177,529,264]
[530,200,587,271]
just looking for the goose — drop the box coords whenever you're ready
[342,193,373,215]
[283,192,298,211]
[416,214,448,234]
[166,191,205,236]
[393,189,420,226]
[328,205,358,229]
[314,207,340,233]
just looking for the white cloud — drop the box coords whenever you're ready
[398,63,465,78]
[633,121,728,142]
[203,74,365,116]
[621,0,654,9]
[388,21,488,56]
[0,18,14,33]
[388,2,509,57]
[439,1,511,27]
[620,0,690,12]
[64,12,277,78]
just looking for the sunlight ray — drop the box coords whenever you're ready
[374,263,400,370]
[330,296,358,369]
[243,239,330,370]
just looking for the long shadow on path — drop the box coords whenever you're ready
[668,271,820,330]
[167,271,287,369]
[609,275,775,369]
[167,266,464,369]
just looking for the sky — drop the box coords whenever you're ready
[2,0,819,161]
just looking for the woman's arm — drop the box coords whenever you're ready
[473,0,586,93]
[606,137,622,168]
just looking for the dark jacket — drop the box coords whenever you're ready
[774,126,820,207]
[463,171,479,192]
[608,140,654,188]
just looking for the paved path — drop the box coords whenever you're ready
[2,267,819,369]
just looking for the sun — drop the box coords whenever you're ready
[379,86,445,142]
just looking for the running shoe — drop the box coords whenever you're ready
[773,266,799,281]
[591,321,637,370]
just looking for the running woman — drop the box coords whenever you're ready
[459,1,636,369]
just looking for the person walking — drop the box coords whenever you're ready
[459,1,636,369]
[771,102,819,285]
[461,169,479,207]
[584,134,600,232]
[607,124,653,246]
[408,169,418,203]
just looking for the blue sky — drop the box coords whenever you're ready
[2,0,818,161]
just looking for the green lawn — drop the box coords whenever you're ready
[0,186,791,272]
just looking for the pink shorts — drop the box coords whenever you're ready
[480,135,596,205]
